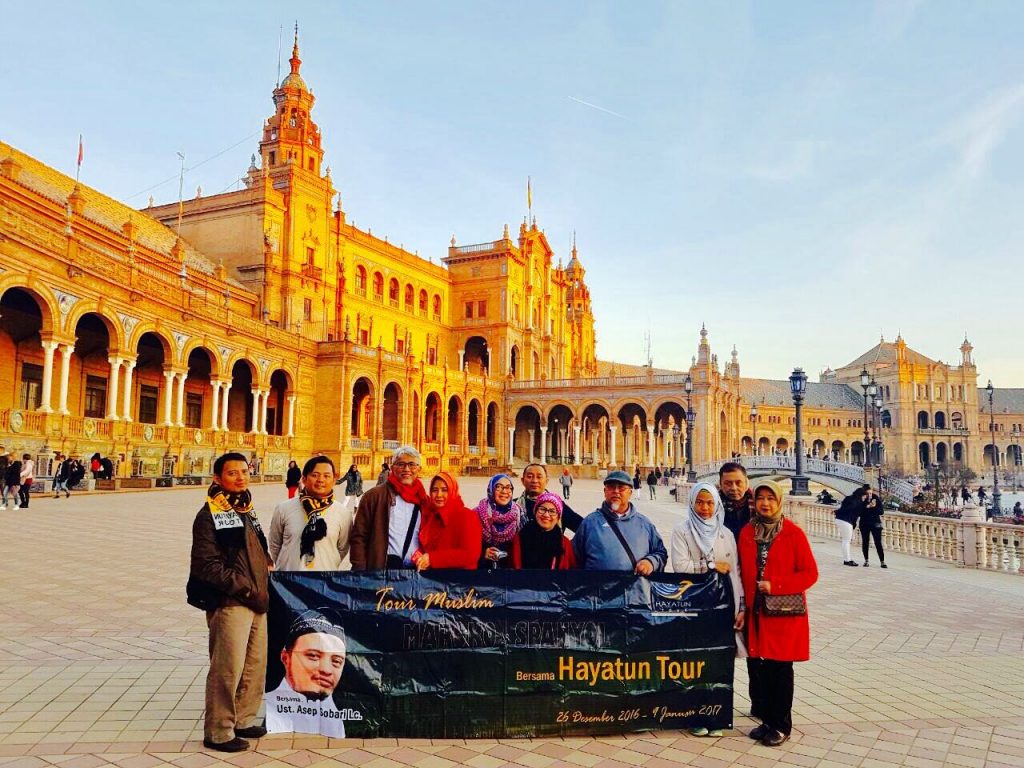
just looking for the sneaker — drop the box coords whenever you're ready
[203,737,249,752]
[749,724,769,740]
[843,560,859,566]
[235,724,267,738]
[880,563,888,569]
[708,729,724,737]
[762,729,790,747]
[0,505,6,511]
[690,727,709,737]
[65,492,70,498]
[863,561,869,567]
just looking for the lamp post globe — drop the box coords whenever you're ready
[789,367,811,496]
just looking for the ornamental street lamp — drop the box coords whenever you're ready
[789,367,811,496]
[672,424,680,470]
[986,380,1001,514]
[874,392,884,467]
[1011,425,1021,490]
[750,403,759,456]
[684,373,696,482]
[859,367,871,466]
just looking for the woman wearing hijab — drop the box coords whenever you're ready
[412,472,482,571]
[510,491,576,570]
[474,474,524,569]
[738,480,818,748]
[671,483,745,737]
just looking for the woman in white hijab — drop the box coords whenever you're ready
[670,482,746,737]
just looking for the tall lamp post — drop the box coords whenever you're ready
[1011,425,1021,490]
[874,391,884,467]
[985,380,1001,514]
[859,368,871,466]
[684,374,696,482]
[750,403,759,457]
[672,424,680,470]
[789,367,811,495]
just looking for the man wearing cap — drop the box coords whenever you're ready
[351,445,429,570]
[269,456,353,571]
[573,470,668,574]
[266,612,348,737]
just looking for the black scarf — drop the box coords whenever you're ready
[206,482,267,553]
[517,520,565,569]
[299,489,334,566]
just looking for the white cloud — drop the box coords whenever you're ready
[944,84,1024,180]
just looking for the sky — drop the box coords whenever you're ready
[4,1,1024,387]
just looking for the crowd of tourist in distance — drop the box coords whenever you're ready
[188,446,818,752]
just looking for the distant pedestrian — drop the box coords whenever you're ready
[90,453,102,479]
[859,488,886,568]
[646,470,657,500]
[68,459,85,489]
[633,468,642,490]
[53,454,72,498]
[834,488,862,566]
[2,452,20,510]
[285,460,301,499]
[376,462,390,487]
[977,486,987,505]
[18,453,34,509]
[558,468,573,500]
[339,464,364,510]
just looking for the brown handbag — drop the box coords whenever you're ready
[761,592,807,616]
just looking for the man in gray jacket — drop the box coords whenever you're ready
[573,470,668,574]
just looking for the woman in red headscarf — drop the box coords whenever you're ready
[412,472,483,570]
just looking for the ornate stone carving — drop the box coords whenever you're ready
[173,332,189,354]
[118,313,140,339]
[52,290,81,324]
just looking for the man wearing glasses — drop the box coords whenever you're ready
[350,446,429,570]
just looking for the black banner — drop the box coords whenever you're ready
[265,569,736,738]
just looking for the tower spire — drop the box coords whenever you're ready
[290,21,301,75]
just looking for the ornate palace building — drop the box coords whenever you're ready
[1,37,1021,483]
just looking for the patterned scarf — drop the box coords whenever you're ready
[299,489,334,567]
[206,482,267,553]
[474,497,523,545]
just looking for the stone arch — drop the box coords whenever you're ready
[403,283,414,312]
[953,442,964,463]
[881,409,892,429]
[580,403,611,466]
[432,293,441,318]
[509,344,520,378]
[351,376,375,439]
[388,277,400,305]
[467,397,482,447]
[830,440,845,460]
[372,271,384,299]
[951,411,964,429]
[423,391,442,444]
[741,436,753,454]
[486,400,499,448]
[513,404,542,462]
[547,403,574,462]
[917,410,930,429]
[758,436,772,456]
[919,442,931,468]
[936,441,948,465]
[418,289,428,314]
[447,394,463,448]
[265,368,291,435]
[934,411,947,429]
[64,302,124,352]
[354,264,368,294]
[775,437,790,454]
[812,439,826,457]
[226,359,257,432]
[223,354,258,382]
[616,402,649,468]
[382,381,402,442]
[178,339,221,378]
[463,335,489,374]
[0,279,58,337]
[0,286,57,411]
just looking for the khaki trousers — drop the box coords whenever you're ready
[205,605,267,741]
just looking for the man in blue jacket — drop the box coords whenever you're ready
[573,470,668,574]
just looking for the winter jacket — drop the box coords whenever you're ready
[858,495,884,529]
[351,483,402,570]
[417,502,482,569]
[285,466,302,489]
[572,504,668,572]
[834,494,861,526]
[721,489,754,542]
[19,460,34,484]
[5,460,22,487]
[342,470,364,497]
[738,519,818,662]
[187,503,271,613]
[511,534,577,570]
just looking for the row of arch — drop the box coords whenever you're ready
[917,411,965,430]
[1,285,295,434]
[350,376,500,450]
[353,266,442,318]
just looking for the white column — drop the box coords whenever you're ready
[574,425,582,466]
[209,381,221,431]
[106,357,122,420]
[647,426,655,467]
[260,389,270,434]
[121,359,136,422]
[539,426,548,464]
[527,429,535,462]
[250,389,261,433]
[220,382,231,431]
[592,431,599,465]
[458,350,465,371]
[175,372,187,427]
[38,340,57,412]
[609,426,618,466]
[57,343,72,414]
[507,426,515,463]
[162,371,175,426]
[286,395,296,437]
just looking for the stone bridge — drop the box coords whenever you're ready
[693,455,868,496]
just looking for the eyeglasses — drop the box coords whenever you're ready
[535,506,559,516]
[493,483,514,492]
[393,461,419,469]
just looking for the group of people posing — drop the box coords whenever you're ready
[188,450,818,752]
[833,484,886,567]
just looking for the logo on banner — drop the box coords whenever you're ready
[651,579,696,614]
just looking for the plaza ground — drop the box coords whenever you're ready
[0,477,1021,768]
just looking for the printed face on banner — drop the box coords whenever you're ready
[282,632,347,698]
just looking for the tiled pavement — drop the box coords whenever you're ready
[0,478,1021,768]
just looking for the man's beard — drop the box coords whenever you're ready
[301,690,330,702]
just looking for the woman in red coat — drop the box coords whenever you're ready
[412,472,482,570]
[510,492,576,569]
[738,479,818,747]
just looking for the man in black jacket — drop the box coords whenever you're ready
[718,462,754,541]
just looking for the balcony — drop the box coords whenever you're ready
[355,286,367,298]
[350,438,372,450]
[301,264,323,281]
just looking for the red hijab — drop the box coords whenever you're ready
[421,472,463,550]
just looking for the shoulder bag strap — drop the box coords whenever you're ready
[601,510,637,568]
[400,504,421,561]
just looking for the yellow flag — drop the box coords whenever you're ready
[527,177,532,209]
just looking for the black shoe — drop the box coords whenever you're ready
[843,560,859,566]
[762,730,790,747]
[749,724,769,740]
[235,725,267,738]
[880,563,888,569]
[863,561,869,567]
[203,737,249,752]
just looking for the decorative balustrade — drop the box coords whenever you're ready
[422,442,439,453]
[694,455,865,483]
[448,444,462,454]
[382,440,399,451]
[468,445,480,455]
[350,438,371,450]
[487,447,497,455]
[976,523,1024,573]
[508,373,690,391]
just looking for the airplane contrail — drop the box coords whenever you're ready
[568,95,627,120]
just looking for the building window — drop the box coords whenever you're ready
[427,348,437,365]
[19,363,43,410]
[396,339,405,354]
[373,272,384,300]
[419,289,428,314]
[477,300,487,318]
[359,328,369,345]
[465,301,474,319]
[303,298,312,321]
[84,375,107,418]
[138,385,159,424]
[306,247,315,265]
[185,392,203,428]
[269,151,276,166]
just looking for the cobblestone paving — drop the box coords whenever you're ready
[0,478,1020,767]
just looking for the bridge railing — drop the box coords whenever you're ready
[793,499,1023,575]
[694,455,865,483]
